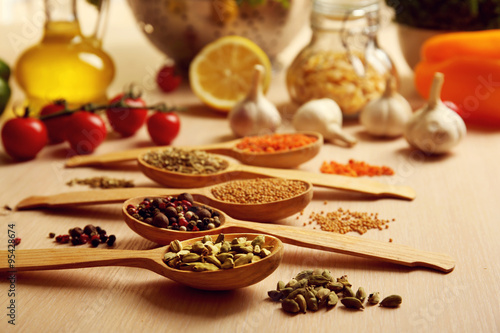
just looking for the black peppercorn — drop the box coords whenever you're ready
[69,227,83,238]
[100,234,108,243]
[83,224,97,236]
[107,235,116,246]
[49,232,56,238]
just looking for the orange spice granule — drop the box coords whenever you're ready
[307,208,395,235]
[236,133,317,153]
[320,159,395,177]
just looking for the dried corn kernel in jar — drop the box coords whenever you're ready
[286,0,396,116]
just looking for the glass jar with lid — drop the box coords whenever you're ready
[286,0,396,116]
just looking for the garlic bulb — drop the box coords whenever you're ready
[228,65,281,137]
[293,98,357,147]
[360,76,412,137]
[405,72,466,154]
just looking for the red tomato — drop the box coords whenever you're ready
[106,93,148,137]
[147,112,180,145]
[156,65,182,93]
[66,111,107,154]
[40,100,69,144]
[1,117,48,160]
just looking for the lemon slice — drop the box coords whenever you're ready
[189,35,272,112]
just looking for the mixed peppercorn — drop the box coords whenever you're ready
[50,224,116,247]
[126,193,222,231]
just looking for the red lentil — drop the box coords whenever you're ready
[320,159,395,177]
[236,133,317,153]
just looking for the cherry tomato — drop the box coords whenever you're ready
[156,65,182,93]
[40,100,69,144]
[66,111,107,154]
[147,112,180,145]
[106,93,148,137]
[1,116,48,160]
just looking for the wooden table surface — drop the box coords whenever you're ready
[1,1,499,332]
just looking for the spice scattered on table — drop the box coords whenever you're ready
[126,194,221,231]
[211,178,308,204]
[54,224,116,247]
[320,159,394,177]
[142,148,228,174]
[307,207,394,235]
[163,234,273,272]
[235,133,318,153]
[66,176,134,189]
[267,270,402,314]
[13,238,21,246]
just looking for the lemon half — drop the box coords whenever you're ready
[189,36,272,112]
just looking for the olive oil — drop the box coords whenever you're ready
[15,20,115,112]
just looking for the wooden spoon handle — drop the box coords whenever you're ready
[0,248,162,273]
[225,222,454,272]
[15,187,178,209]
[236,165,416,200]
[65,140,240,167]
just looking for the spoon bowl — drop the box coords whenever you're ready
[65,132,323,168]
[0,233,283,290]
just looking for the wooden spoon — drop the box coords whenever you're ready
[123,197,455,273]
[65,132,323,169]
[137,154,416,200]
[15,179,313,222]
[0,233,283,290]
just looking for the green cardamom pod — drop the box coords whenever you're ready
[282,299,300,313]
[295,269,313,281]
[169,239,182,253]
[356,287,367,302]
[234,253,253,267]
[286,278,299,289]
[316,287,331,305]
[191,262,219,272]
[307,274,330,286]
[220,241,231,253]
[216,253,233,262]
[321,270,333,281]
[260,248,271,258]
[205,243,220,255]
[380,295,402,308]
[253,244,261,255]
[267,290,284,302]
[286,287,306,300]
[181,253,201,263]
[343,286,355,298]
[327,292,339,307]
[251,235,265,247]
[304,290,318,311]
[215,233,224,244]
[221,258,234,269]
[163,252,177,262]
[337,275,352,287]
[202,235,213,243]
[251,255,260,263]
[191,241,205,254]
[325,282,344,292]
[295,294,307,313]
[368,292,380,305]
[277,280,286,291]
[280,287,294,298]
[203,255,222,268]
[341,297,364,310]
